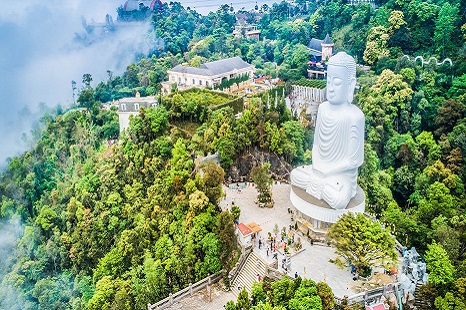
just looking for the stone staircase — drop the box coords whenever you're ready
[231,251,268,295]
[413,281,429,309]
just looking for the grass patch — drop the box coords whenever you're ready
[170,120,200,136]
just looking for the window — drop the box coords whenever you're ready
[178,77,181,83]
[206,81,209,86]
[199,80,202,86]
[121,104,126,111]
[192,79,195,85]
[171,76,175,81]
[134,103,140,111]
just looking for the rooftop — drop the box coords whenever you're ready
[117,96,158,104]
[169,57,253,77]
[308,34,334,56]
[246,222,262,233]
[237,223,253,237]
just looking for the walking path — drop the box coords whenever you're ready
[162,283,236,310]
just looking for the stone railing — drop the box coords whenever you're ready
[335,282,399,306]
[228,244,253,285]
[147,273,223,310]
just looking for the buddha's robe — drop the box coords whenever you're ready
[291,101,364,210]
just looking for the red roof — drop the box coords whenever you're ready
[237,223,253,236]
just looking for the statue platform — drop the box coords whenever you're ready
[290,183,365,230]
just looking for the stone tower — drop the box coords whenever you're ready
[321,34,334,62]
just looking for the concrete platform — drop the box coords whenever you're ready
[290,185,365,225]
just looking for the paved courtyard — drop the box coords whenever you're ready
[219,182,358,298]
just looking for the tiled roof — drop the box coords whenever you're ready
[169,65,213,76]
[323,33,333,44]
[201,57,252,75]
[246,222,262,233]
[237,223,253,236]
[308,38,323,55]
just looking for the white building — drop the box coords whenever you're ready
[162,57,255,94]
[116,91,158,132]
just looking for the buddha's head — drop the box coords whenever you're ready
[326,52,356,106]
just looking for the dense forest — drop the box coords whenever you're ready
[1,0,466,309]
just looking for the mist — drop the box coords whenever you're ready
[0,0,154,167]
[0,219,24,309]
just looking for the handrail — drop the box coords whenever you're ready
[335,282,400,306]
[228,244,253,285]
[147,273,223,310]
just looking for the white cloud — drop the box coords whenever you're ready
[0,0,151,165]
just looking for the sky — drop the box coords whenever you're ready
[0,0,279,167]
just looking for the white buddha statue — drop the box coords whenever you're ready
[291,52,364,210]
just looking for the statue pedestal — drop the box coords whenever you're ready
[290,184,365,232]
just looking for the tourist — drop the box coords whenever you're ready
[259,239,262,249]
[294,272,298,279]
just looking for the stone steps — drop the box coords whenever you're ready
[231,251,267,296]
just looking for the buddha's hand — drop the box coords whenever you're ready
[324,159,353,175]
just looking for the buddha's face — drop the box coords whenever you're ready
[326,64,355,106]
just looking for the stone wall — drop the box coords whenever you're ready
[227,148,292,182]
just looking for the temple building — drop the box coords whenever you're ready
[307,34,334,79]
[162,57,255,94]
[233,22,261,40]
[116,91,158,132]
[308,34,334,62]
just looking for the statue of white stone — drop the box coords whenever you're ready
[291,52,364,210]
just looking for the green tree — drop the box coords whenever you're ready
[82,73,93,88]
[316,282,334,310]
[328,213,397,275]
[201,161,225,204]
[237,288,251,310]
[434,292,466,310]
[288,278,322,310]
[251,281,267,305]
[433,3,460,57]
[231,205,241,221]
[425,242,455,291]
[77,88,96,112]
[251,162,273,204]
[216,211,236,269]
